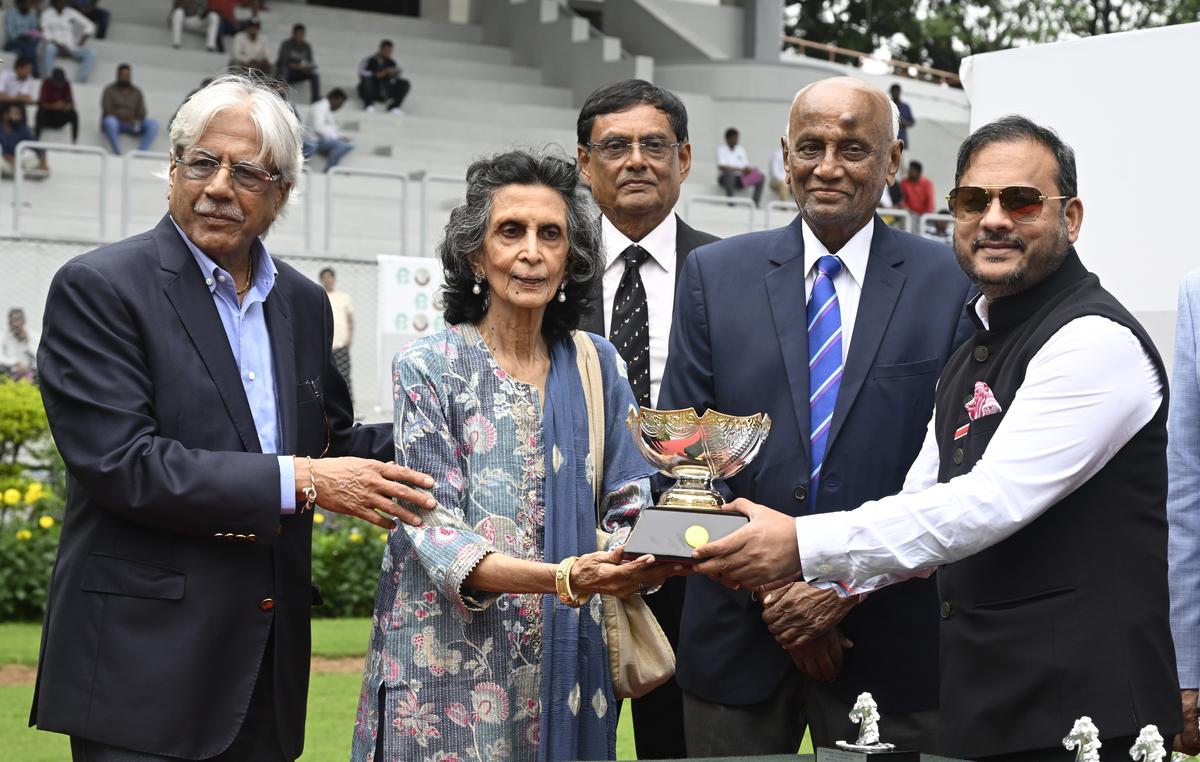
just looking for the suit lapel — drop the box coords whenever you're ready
[825,217,905,458]
[266,275,297,455]
[156,215,262,453]
[764,217,812,465]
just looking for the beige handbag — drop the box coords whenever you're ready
[572,331,675,700]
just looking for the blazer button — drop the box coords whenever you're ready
[793,485,808,502]
[247,534,257,543]
[952,447,964,465]
[259,598,275,611]
[277,525,284,535]
[941,601,953,619]
[973,345,989,362]
[235,534,247,541]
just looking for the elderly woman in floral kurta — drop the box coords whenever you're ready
[352,151,678,762]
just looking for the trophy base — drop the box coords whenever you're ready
[621,506,748,563]
[816,748,920,761]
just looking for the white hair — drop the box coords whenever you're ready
[786,79,900,144]
[169,73,303,186]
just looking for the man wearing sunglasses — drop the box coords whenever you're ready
[658,76,972,756]
[31,73,436,762]
[690,115,1180,759]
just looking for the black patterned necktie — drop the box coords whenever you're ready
[609,244,651,407]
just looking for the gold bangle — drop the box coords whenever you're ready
[301,456,317,514]
[555,556,587,607]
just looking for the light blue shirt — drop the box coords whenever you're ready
[172,220,297,513]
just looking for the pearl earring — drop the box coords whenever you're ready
[472,273,483,296]
[556,282,567,303]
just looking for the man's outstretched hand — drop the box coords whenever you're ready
[691,498,801,589]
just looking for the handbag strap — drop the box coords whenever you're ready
[572,331,605,526]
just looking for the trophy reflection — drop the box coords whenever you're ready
[621,407,771,562]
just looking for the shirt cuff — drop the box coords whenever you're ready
[795,511,852,582]
[279,455,297,515]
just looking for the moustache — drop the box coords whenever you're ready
[972,231,1025,252]
[193,200,245,223]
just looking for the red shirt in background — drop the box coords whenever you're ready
[900,175,935,216]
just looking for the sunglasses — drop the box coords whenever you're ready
[945,185,1070,223]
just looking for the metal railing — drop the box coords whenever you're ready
[14,142,109,239]
[324,166,409,255]
[763,200,795,229]
[120,149,167,238]
[412,170,465,257]
[685,195,758,231]
[877,208,914,233]
[918,212,954,241]
[782,36,961,86]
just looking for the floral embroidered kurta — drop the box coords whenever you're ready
[352,323,652,762]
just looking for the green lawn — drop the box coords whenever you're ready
[0,619,648,761]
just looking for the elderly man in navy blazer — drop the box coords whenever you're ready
[659,77,971,754]
[30,73,435,762]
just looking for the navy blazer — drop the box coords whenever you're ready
[660,214,972,712]
[30,215,391,759]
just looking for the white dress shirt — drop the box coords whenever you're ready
[231,31,270,64]
[40,6,94,48]
[600,213,678,407]
[306,98,340,141]
[770,147,786,183]
[0,71,36,101]
[802,218,873,364]
[795,300,1162,594]
[717,143,750,170]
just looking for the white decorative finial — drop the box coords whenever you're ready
[1129,725,1166,762]
[1063,716,1102,762]
[849,692,881,745]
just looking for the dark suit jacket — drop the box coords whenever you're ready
[660,214,973,713]
[30,215,391,759]
[578,215,718,363]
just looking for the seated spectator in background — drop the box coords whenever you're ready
[276,23,319,102]
[100,64,159,155]
[899,159,934,217]
[305,87,353,171]
[357,39,410,114]
[40,0,96,83]
[3,0,42,76]
[0,104,47,178]
[36,68,79,143]
[0,307,38,381]
[70,0,109,39]
[230,16,271,76]
[716,127,764,206]
[171,0,219,52]
[880,174,904,209]
[768,144,788,201]
[0,56,37,114]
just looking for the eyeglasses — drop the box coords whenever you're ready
[305,378,331,458]
[945,185,1070,223]
[585,137,680,162]
[174,155,281,193]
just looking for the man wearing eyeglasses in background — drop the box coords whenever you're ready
[30,73,436,762]
[658,76,971,756]
[575,78,716,760]
[690,114,1181,760]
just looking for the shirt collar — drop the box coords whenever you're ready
[801,217,873,288]
[601,211,678,274]
[170,216,278,300]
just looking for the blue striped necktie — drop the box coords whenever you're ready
[808,255,843,508]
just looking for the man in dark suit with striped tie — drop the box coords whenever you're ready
[576,79,716,760]
[659,76,973,754]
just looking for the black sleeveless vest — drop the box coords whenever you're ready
[930,251,1180,756]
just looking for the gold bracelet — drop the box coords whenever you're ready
[555,556,588,607]
[300,456,318,514]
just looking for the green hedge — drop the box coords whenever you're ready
[0,378,389,622]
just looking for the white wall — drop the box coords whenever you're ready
[961,22,1200,364]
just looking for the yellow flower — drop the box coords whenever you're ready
[312,512,326,525]
[3,488,20,506]
[38,515,54,529]
[15,528,32,541]
[24,487,41,504]
[378,533,389,542]
[349,531,364,543]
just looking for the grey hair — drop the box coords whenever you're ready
[169,73,303,187]
[787,79,900,144]
[439,150,603,340]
